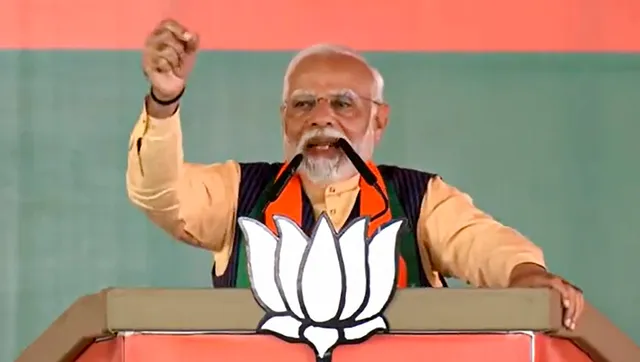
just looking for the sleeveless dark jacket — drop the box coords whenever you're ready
[212,162,447,288]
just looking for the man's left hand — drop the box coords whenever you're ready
[509,263,584,330]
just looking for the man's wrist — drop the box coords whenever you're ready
[145,94,179,119]
[508,262,548,285]
[150,86,185,105]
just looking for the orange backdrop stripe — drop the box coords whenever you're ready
[1,0,639,51]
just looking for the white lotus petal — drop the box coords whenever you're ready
[337,217,368,320]
[356,220,404,321]
[300,214,343,323]
[259,315,302,339]
[343,316,388,340]
[302,325,339,358]
[273,215,308,319]
[237,217,286,313]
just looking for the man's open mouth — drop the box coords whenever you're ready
[305,137,340,151]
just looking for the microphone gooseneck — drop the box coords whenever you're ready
[334,138,390,223]
[261,153,304,214]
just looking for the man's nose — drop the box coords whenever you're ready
[309,99,335,127]
[310,115,335,127]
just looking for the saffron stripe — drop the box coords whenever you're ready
[1,0,639,51]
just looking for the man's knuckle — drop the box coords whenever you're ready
[164,39,185,52]
[160,18,179,27]
[550,276,564,285]
[163,21,186,35]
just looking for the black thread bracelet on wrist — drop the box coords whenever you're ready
[149,87,185,106]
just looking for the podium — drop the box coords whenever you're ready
[15,288,640,362]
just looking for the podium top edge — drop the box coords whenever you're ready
[101,287,560,331]
[15,288,640,362]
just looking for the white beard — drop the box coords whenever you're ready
[300,151,355,185]
[287,127,373,185]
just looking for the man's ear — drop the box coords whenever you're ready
[373,103,390,143]
[280,104,287,132]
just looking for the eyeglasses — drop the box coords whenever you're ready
[283,92,383,119]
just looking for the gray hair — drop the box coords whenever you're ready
[282,43,385,102]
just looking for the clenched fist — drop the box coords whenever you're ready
[142,19,199,101]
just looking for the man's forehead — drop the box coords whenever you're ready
[286,54,375,97]
[290,88,358,97]
[293,51,369,69]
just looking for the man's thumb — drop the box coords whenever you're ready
[185,32,200,53]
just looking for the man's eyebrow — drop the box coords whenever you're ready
[328,88,358,97]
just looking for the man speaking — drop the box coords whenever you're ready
[126,19,584,330]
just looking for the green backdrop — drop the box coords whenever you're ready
[0,51,638,361]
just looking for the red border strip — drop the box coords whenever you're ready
[1,0,639,51]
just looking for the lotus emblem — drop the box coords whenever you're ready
[237,213,404,362]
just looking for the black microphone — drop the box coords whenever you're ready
[261,153,304,214]
[334,138,390,223]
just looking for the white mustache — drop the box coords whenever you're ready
[295,128,349,154]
